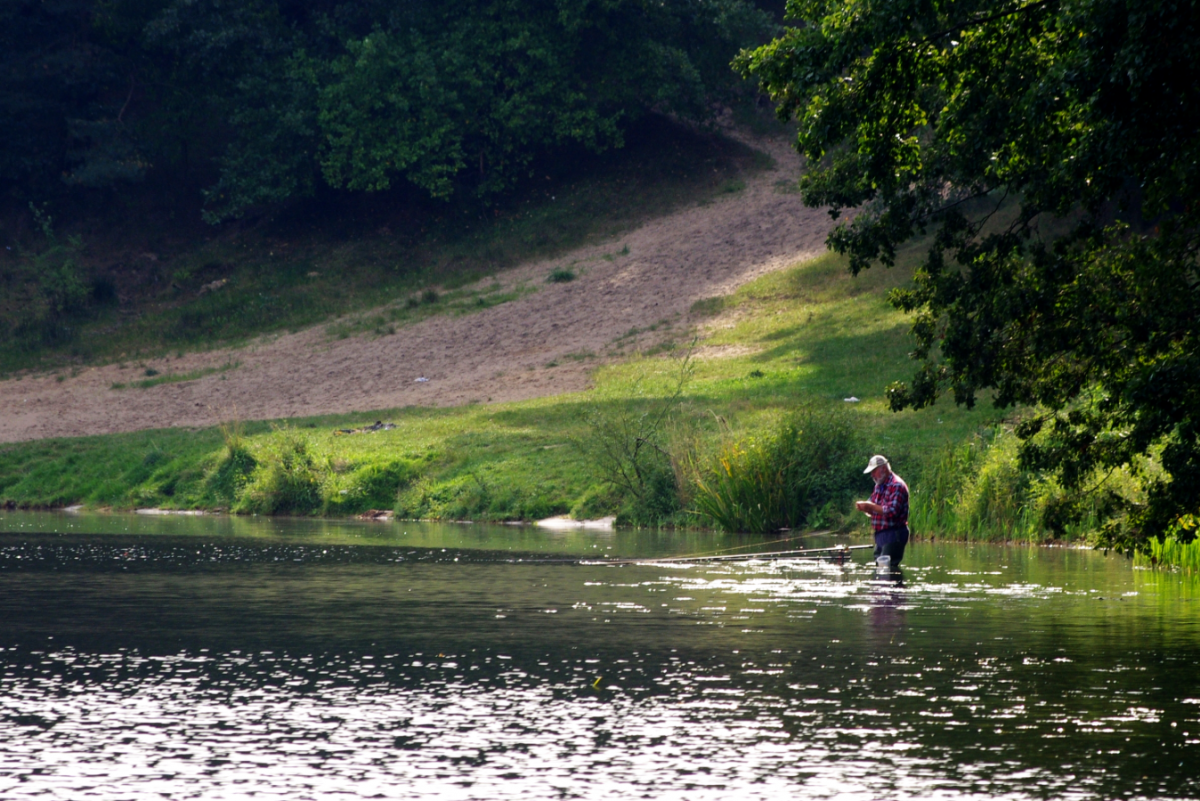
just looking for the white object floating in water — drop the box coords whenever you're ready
[536,515,616,531]
[415,376,429,383]
[844,396,860,403]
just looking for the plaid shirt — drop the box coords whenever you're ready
[869,472,909,532]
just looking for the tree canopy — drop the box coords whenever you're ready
[736,0,1200,547]
[2,0,773,220]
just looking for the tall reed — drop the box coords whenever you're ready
[1134,516,1200,574]
[1137,537,1200,574]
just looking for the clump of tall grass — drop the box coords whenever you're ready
[949,432,1040,539]
[235,428,323,515]
[396,471,563,522]
[322,459,417,515]
[205,416,257,505]
[690,407,862,534]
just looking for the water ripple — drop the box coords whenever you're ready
[0,533,1198,799]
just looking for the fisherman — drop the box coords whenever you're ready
[855,454,909,567]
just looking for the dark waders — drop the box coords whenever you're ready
[873,525,910,567]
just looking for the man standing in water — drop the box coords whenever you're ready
[856,455,910,567]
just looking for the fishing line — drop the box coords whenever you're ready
[428,530,867,566]
[625,528,835,563]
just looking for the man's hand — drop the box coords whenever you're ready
[856,501,881,515]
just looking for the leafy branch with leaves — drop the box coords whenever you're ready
[736,0,1200,549]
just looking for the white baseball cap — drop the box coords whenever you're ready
[863,454,889,473]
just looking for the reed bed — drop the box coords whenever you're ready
[1135,516,1200,574]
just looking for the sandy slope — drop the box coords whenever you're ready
[0,132,835,443]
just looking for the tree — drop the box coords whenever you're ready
[0,0,772,221]
[0,0,136,190]
[735,0,1200,548]
[312,0,773,211]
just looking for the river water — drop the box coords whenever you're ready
[0,511,1197,800]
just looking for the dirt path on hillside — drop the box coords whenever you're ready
[0,132,835,443]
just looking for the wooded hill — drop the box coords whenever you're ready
[2,0,774,220]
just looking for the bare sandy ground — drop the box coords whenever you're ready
[0,132,835,443]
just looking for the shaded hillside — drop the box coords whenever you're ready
[0,116,773,373]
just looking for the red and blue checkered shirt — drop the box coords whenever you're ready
[869,472,909,533]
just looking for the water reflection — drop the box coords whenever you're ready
[867,567,907,641]
[0,508,807,559]
[0,514,1198,800]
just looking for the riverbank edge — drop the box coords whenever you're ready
[6,503,1110,553]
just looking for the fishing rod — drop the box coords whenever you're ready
[582,543,874,566]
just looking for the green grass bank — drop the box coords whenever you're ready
[5,237,1112,544]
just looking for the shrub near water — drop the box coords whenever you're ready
[235,430,323,515]
[227,428,420,516]
[206,442,256,506]
[691,408,862,534]
[575,354,693,526]
[326,461,417,516]
[909,427,1143,543]
[910,432,1063,542]
[951,433,1038,539]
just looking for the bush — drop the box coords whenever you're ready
[910,426,1145,542]
[3,204,91,353]
[395,472,565,521]
[236,429,323,515]
[690,407,862,534]
[575,353,694,526]
[953,432,1037,538]
[206,443,257,505]
[619,459,682,527]
[911,431,1046,541]
[570,485,622,520]
[203,418,258,505]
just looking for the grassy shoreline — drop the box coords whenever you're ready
[2,246,1020,536]
[2,178,1148,550]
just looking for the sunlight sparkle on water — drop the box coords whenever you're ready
[1,513,1198,799]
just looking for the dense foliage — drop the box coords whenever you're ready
[737,0,1200,548]
[2,0,772,220]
